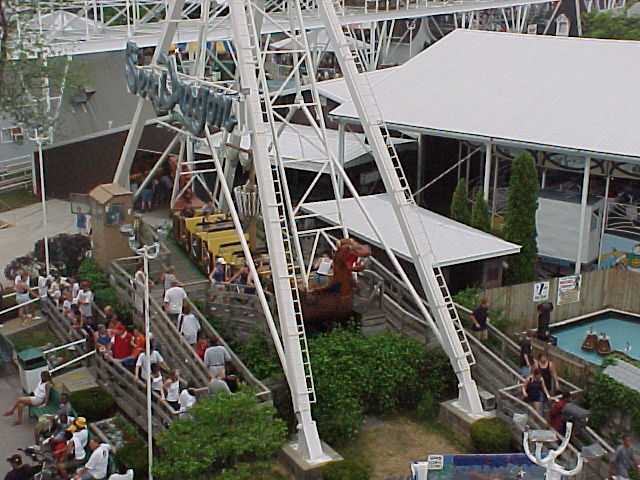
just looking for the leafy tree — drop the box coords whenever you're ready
[583,10,640,41]
[154,391,287,480]
[450,179,471,225]
[503,152,539,284]
[471,190,491,233]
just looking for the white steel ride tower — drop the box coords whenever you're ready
[116,0,483,464]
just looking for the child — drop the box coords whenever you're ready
[150,364,164,400]
[94,325,111,354]
[164,370,180,411]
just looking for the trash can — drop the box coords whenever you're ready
[17,348,48,394]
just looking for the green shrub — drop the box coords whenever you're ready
[154,390,287,479]
[309,330,455,445]
[212,462,287,480]
[470,418,512,453]
[415,392,438,422]
[585,369,640,436]
[78,258,111,291]
[113,416,148,479]
[234,331,281,381]
[322,459,370,480]
[69,387,116,422]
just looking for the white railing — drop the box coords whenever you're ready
[0,154,34,193]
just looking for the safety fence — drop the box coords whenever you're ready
[0,155,33,194]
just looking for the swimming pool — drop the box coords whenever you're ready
[412,454,546,479]
[552,310,640,365]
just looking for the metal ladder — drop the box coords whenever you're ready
[242,5,316,403]
[433,267,476,366]
[272,165,317,402]
[341,25,413,205]
[324,0,481,411]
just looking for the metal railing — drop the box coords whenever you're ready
[0,155,34,193]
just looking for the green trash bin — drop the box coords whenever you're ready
[17,348,48,394]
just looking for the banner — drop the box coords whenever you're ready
[557,275,581,305]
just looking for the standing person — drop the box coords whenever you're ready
[535,353,559,396]
[164,280,187,324]
[470,298,489,342]
[164,370,181,411]
[178,388,197,417]
[4,371,52,425]
[519,334,534,378]
[75,281,94,329]
[610,435,640,480]
[537,302,554,341]
[228,262,250,293]
[111,325,133,360]
[549,391,570,436]
[14,274,32,325]
[203,338,231,379]
[178,304,201,346]
[37,272,50,300]
[521,368,550,415]
[160,266,177,298]
[150,364,164,400]
[134,341,168,380]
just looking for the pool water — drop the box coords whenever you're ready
[416,454,546,479]
[552,313,640,365]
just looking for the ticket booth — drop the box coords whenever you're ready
[88,183,134,269]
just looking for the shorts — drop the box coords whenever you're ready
[16,293,31,305]
[29,396,46,407]
[208,365,225,379]
[167,400,180,411]
[141,189,154,203]
[75,468,94,480]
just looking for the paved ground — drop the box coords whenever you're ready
[0,370,37,477]
[0,199,76,284]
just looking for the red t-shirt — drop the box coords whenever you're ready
[112,332,133,359]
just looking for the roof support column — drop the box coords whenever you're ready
[483,141,492,202]
[337,120,346,197]
[597,161,611,269]
[417,134,424,205]
[575,157,591,275]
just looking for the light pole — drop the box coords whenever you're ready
[134,241,160,480]
[32,131,51,276]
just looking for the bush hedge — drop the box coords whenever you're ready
[470,418,512,453]
[154,390,287,479]
[69,387,116,422]
[113,416,149,479]
[77,258,129,319]
[322,459,370,480]
[212,462,288,480]
[309,330,456,445]
[585,369,640,436]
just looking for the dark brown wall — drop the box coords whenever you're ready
[36,126,177,199]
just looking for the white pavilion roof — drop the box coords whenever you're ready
[326,30,640,161]
[303,194,520,266]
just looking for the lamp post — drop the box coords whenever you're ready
[133,241,160,480]
[31,130,51,276]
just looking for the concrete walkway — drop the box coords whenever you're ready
[0,371,36,477]
[0,199,76,284]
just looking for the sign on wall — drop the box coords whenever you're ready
[557,275,581,305]
[533,281,550,302]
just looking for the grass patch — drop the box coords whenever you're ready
[8,324,58,351]
[338,415,465,480]
[0,189,38,213]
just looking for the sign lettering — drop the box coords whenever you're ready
[125,41,237,137]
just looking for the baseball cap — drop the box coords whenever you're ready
[6,454,22,465]
[216,257,226,264]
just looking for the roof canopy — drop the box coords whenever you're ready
[303,194,520,267]
[327,30,640,161]
[196,122,413,173]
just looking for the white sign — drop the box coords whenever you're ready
[557,275,581,305]
[533,281,550,302]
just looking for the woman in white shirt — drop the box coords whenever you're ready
[4,371,51,425]
[163,370,181,411]
[150,364,164,400]
[178,304,200,346]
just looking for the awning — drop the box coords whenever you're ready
[303,194,520,267]
[195,122,414,173]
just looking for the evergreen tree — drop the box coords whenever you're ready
[450,179,471,225]
[471,190,492,233]
[503,152,539,284]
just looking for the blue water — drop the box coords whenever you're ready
[417,454,546,479]
[553,314,640,365]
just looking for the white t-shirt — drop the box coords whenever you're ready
[71,282,80,301]
[166,380,180,402]
[178,389,196,413]
[203,345,231,369]
[136,351,165,379]
[151,374,164,397]
[84,443,110,479]
[164,286,187,314]
[72,429,89,461]
[38,276,49,298]
[15,274,30,287]
[76,289,93,317]
[178,313,201,345]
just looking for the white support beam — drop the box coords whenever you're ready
[337,121,346,197]
[483,141,491,202]
[575,157,591,275]
[597,161,611,269]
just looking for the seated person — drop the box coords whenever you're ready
[93,325,111,354]
[73,439,110,480]
[4,371,52,425]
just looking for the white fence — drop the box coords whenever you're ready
[0,155,35,194]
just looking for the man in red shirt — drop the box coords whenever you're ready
[111,325,133,360]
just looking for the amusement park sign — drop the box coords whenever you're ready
[124,41,237,137]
